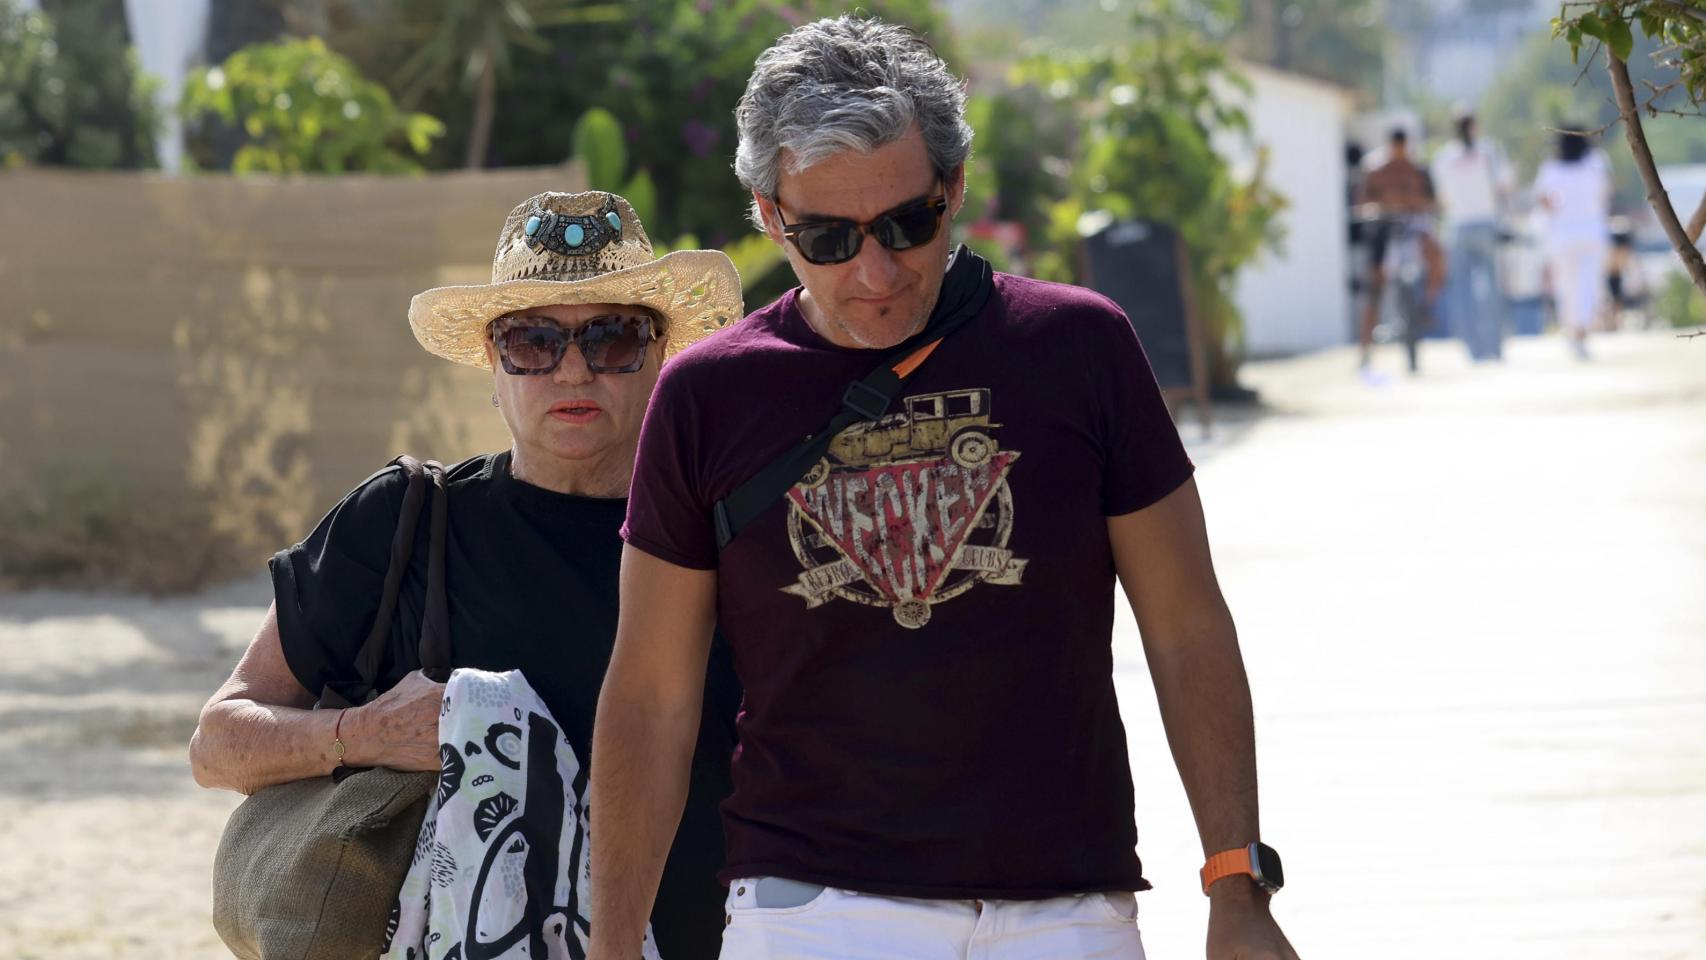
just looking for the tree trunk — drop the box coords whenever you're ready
[464,45,496,170]
[1607,52,1706,297]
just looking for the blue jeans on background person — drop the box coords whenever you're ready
[1445,220,1506,361]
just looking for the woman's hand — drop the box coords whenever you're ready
[344,670,446,771]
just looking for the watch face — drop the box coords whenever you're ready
[1253,842,1285,890]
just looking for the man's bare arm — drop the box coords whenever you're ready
[189,602,443,794]
[587,546,717,960]
[1110,478,1298,959]
[1111,479,1256,859]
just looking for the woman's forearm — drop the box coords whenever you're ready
[189,698,345,795]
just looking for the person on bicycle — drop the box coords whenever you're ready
[1356,127,1445,375]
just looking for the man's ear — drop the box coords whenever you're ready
[945,164,967,220]
[753,190,784,244]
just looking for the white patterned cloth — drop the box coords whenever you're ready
[380,668,661,960]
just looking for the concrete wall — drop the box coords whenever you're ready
[0,166,583,586]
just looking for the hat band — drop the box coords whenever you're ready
[498,249,653,284]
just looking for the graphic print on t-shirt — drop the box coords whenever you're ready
[781,386,1028,629]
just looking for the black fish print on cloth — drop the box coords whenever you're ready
[439,744,465,808]
[473,792,518,843]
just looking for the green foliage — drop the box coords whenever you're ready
[381,0,624,105]
[0,0,160,169]
[347,0,625,167]
[568,106,663,228]
[572,107,627,191]
[952,0,1385,99]
[963,85,1077,249]
[1555,2,1706,98]
[180,36,444,174]
[622,168,660,236]
[329,0,949,296]
[1655,270,1706,328]
[1008,0,1286,382]
[718,232,787,293]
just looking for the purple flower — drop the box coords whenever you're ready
[681,119,720,158]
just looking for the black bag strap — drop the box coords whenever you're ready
[319,455,450,709]
[417,457,451,682]
[712,247,994,550]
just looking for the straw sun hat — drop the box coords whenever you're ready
[409,190,743,367]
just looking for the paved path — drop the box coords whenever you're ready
[0,330,1700,958]
[1120,331,1706,959]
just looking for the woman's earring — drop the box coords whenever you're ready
[491,393,500,408]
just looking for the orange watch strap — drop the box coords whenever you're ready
[1199,846,1255,895]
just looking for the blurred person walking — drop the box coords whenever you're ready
[1431,104,1512,361]
[1532,128,1613,359]
[1603,216,1646,330]
[1356,127,1446,379]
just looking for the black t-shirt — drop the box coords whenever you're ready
[271,451,737,960]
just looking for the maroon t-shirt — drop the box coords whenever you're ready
[623,273,1194,899]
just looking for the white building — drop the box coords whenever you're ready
[1219,63,1357,357]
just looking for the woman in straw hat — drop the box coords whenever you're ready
[190,191,743,959]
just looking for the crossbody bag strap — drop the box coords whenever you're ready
[712,248,993,550]
[319,455,429,710]
[417,459,451,681]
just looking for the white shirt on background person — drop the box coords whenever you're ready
[1431,137,1512,226]
[1533,150,1613,241]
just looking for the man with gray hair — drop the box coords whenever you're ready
[589,16,1300,960]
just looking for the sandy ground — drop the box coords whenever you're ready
[0,329,1701,959]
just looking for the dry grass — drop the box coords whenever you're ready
[0,468,258,595]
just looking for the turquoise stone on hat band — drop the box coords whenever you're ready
[524,215,542,237]
[606,211,621,234]
[564,223,585,247]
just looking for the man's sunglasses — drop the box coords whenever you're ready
[489,312,658,375]
[774,186,950,266]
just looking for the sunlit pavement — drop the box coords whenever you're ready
[1122,329,1706,959]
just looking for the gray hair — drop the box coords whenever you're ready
[734,16,973,227]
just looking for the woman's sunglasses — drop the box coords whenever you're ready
[489,312,658,375]
[774,186,950,266]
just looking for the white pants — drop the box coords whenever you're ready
[1546,234,1609,332]
[719,877,1147,960]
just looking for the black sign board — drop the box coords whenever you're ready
[1081,219,1210,432]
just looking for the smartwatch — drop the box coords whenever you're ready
[1200,841,1284,895]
